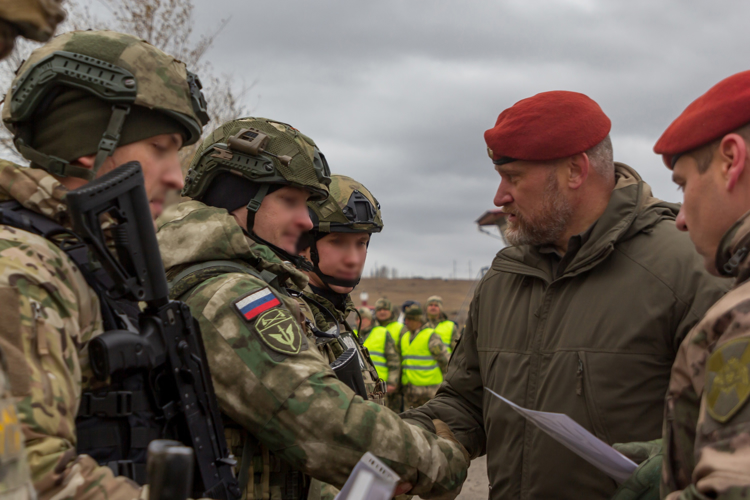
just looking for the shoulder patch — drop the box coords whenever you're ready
[706,337,750,423]
[254,308,304,356]
[234,287,281,321]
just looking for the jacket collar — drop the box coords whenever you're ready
[494,163,679,281]
[715,209,750,284]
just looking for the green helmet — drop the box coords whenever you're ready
[308,174,383,234]
[304,174,382,289]
[3,30,209,180]
[183,117,331,269]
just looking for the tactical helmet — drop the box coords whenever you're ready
[3,30,209,180]
[304,174,382,288]
[0,0,65,58]
[183,117,331,269]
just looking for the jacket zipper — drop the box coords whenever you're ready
[576,356,583,396]
[30,300,52,405]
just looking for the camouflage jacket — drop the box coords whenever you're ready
[0,349,34,500]
[663,210,750,499]
[156,201,468,499]
[297,287,386,406]
[0,161,142,500]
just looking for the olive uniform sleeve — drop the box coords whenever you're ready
[401,285,487,459]
[428,332,449,374]
[0,228,142,500]
[383,330,400,387]
[186,273,468,498]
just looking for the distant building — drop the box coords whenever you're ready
[475,209,508,246]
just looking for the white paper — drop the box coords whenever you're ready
[485,388,637,483]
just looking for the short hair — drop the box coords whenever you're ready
[690,123,750,173]
[585,135,614,182]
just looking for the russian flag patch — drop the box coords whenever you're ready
[234,288,282,321]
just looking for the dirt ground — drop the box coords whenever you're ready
[352,278,478,323]
[416,456,489,500]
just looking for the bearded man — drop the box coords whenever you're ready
[401,91,729,500]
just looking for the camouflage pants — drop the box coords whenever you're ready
[402,385,440,410]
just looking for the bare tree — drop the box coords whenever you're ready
[0,0,251,166]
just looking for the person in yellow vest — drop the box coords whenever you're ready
[355,306,374,341]
[400,303,450,410]
[371,297,406,411]
[426,295,460,356]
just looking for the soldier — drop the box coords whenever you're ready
[401,90,729,500]
[400,304,449,410]
[371,298,405,411]
[425,295,459,355]
[0,2,65,498]
[354,307,373,342]
[0,30,209,500]
[157,118,469,500]
[296,174,386,406]
[614,70,750,500]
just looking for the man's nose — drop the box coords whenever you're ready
[494,181,513,207]
[675,206,688,232]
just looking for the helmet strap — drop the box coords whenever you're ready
[309,238,361,288]
[92,104,131,175]
[244,183,314,272]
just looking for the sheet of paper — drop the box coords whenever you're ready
[485,388,637,483]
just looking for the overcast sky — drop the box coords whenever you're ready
[107,1,749,278]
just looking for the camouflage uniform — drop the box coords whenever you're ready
[0,30,207,500]
[0,161,141,500]
[0,0,65,58]
[160,120,468,500]
[662,212,750,499]
[0,3,64,498]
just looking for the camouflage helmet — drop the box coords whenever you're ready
[375,298,392,311]
[308,174,383,234]
[3,30,209,180]
[0,0,65,58]
[183,117,330,204]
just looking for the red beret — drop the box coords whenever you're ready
[484,91,611,164]
[655,70,750,169]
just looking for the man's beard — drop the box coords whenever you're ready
[503,172,573,247]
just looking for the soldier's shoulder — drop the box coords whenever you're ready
[697,278,750,347]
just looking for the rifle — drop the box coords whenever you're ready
[66,162,240,500]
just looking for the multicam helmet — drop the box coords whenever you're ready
[308,174,383,234]
[3,30,209,180]
[183,117,331,269]
[304,174,382,288]
[183,117,330,204]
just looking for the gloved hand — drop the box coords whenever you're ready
[433,419,470,463]
[610,439,663,500]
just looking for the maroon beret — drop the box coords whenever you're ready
[654,70,750,169]
[484,91,611,165]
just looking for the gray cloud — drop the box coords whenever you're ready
[183,0,745,277]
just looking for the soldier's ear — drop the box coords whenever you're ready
[567,153,590,190]
[720,133,747,192]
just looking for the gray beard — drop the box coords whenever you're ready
[504,172,573,247]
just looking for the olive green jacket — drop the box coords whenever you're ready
[403,164,729,500]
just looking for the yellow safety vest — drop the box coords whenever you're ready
[385,321,404,345]
[363,326,390,380]
[400,327,443,387]
[434,320,455,354]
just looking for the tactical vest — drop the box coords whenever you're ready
[434,320,455,354]
[363,326,391,381]
[400,327,443,387]
[167,259,310,500]
[0,200,163,484]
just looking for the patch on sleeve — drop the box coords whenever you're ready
[234,287,281,321]
[706,337,750,423]
[254,308,304,356]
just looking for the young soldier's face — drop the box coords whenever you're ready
[75,133,185,219]
[673,154,733,275]
[301,232,370,294]
[427,302,441,317]
[253,186,313,254]
[375,308,391,322]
